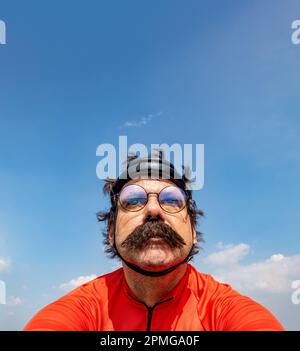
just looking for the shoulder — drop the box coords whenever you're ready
[187,264,232,297]
[23,268,124,331]
[66,267,124,299]
[186,264,284,331]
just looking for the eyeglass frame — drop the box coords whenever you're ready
[111,183,191,214]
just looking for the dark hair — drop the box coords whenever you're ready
[96,153,205,261]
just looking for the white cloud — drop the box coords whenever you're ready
[122,111,162,128]
[58,274,97,292]
[0,258,9,272]
[213,253,300,294]
[269,254,284,262]
[201,243,300,294]
[203,242,250,266]
[7,296,22,306]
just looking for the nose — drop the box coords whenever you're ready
[143,193,165,221]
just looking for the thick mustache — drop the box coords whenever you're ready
[121,220,186,250]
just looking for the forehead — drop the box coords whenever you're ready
[122,178,177,192]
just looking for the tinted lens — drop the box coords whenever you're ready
[119,185,147,211]
[159,186,187,213]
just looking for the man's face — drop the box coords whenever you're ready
[109,179,197,271]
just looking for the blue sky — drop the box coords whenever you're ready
[1,0,300,330]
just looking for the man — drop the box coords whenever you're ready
[24,152,284,331]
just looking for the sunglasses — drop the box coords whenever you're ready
[115,184,188,213]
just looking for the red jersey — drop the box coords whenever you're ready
[23,264,284,331]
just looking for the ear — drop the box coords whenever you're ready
[192,225,197,244]
[108,221,114,246]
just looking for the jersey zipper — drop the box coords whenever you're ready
[145,298,174,331]
[127,292,173,331]
[146,306,154,331]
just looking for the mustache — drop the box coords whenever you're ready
[121,220,186,251]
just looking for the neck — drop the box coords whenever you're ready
[123,263,188,307]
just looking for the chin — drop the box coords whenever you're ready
[135,248,182,270]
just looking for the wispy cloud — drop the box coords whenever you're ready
[0,258,10,272]
[121,111,162,128]
[57,274,97,292]
[203,242,250,266]
[6,296,22,307]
